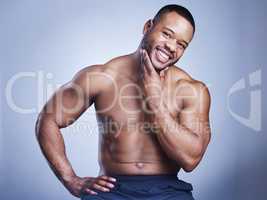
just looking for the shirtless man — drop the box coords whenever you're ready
[35,4,211,200]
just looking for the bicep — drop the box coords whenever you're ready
[43,83,88,128]
[42,66,103,128]
[178,83,211,149]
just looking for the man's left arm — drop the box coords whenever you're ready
[154,82,211,172]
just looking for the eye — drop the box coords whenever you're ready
[177,43,186,50]
[162,31,171,38]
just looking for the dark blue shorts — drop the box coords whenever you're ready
[81,174,195,200]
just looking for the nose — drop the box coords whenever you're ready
[165,39,177,53]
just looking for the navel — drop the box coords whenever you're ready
[136,162,145,169]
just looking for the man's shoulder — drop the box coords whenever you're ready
[177,77,207,90]
[167,65,191,82]
[169,66,209,96]
[74,55,127,80]
[75,62,116,77]
[104,54,134,75]
[71,63,117,93]
[169,65,204,84]
[72,54,131,87]
[83,54,131,76]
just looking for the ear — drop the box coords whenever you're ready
[143,19,154,35]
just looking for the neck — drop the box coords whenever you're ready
[129,46,143,75]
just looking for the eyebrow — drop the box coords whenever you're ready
[163,27,189,47]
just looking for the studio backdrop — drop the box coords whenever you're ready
[1,0,266,200]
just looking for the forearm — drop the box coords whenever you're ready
[35,114,76,183]
[153,106,202,171]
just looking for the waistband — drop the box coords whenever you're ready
[108,174,193,192]
[110,174,179,182]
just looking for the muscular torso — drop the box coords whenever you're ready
[92,55,189,175]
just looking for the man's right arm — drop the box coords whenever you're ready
[35,65,116,197]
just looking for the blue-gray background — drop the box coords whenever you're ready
[1,0,266,200]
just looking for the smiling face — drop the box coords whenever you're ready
[141,12,194,71]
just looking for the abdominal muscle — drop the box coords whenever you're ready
[98,130,180,175]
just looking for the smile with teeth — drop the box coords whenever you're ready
[156,49,170,63]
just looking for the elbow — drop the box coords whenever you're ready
[173,152,201,172]
[178,143,203,173]
[182,157,200,172]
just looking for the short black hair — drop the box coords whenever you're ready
[153,4,195,33]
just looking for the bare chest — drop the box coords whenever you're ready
[94,78,182,136]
